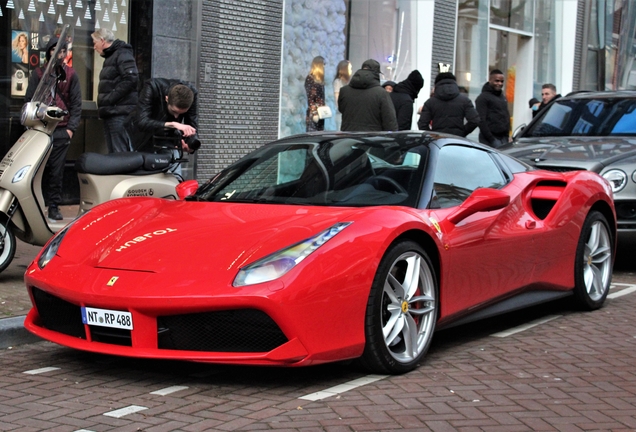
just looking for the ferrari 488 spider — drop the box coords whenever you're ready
[24,131,616,374]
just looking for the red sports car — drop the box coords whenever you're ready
[24,131,616,374]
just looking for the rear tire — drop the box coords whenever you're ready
[573,211,613,310]
[359,241,437,374]
[0,221,16,274]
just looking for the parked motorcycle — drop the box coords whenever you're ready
[0,25,195,273]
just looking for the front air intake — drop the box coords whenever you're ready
[157,309,288,352]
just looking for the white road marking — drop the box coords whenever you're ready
[103,405,148,418]
[23,367,61,375]
[491,315,561,338]
[150,385,189,396]
[299,374,388,401]
[73,430,96,432]
[608,283,636,299]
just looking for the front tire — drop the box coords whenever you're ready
[573,211,613,310]
[0,221,16,273]
[359,241,437,374]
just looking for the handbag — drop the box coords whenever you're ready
[317,105,332,120]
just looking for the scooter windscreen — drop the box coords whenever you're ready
[28,25,73,111]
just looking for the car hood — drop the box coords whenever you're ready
[57,199,365,275]
[507,136,636,171]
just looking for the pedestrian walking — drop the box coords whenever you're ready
[305,56,326,132]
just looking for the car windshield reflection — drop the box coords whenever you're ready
[192,135,428,207]
[525,98,636,137]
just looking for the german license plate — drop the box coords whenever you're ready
[81,307,133,330]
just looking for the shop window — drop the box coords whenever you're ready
[3,0,131,107]
[280,0,417,138]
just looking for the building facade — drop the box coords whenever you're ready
[2,0,635,200]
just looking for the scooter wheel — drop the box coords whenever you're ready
[0,223,16,274]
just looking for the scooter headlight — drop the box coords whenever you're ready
[12,166,31,183]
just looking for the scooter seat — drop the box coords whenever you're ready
[75,152,145,175]
[76,152,175,175]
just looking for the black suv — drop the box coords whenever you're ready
[504,91,636,244]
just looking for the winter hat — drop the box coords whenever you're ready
[435,72,456,84]
[361,59,381,74]
[393,70,425,99]
[382,80,397,89]
[528,97,540,108]
[45,36,67,62]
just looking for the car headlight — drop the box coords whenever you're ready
[602,169,627,193]
[38,223,72,269]
[233,222,352,287]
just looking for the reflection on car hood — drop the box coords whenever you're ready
[57,198,364,275]
[507,136,636,171]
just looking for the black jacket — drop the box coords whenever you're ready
[390,71,424,130]
[475,82,510,142]
[128,78,198,151]
[417,79,479,136]
[338,69,398,132]
[97,40,139,119]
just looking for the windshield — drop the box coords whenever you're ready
[30,25,72,106]
[192,135,429,207]
[524,97,636,137]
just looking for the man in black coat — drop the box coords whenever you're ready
[475,69,511,148]
[92,28,139,153]
[338,59,398,132]
[128,78,199,153]
[25,36,81,221]
[417,72,479,136]
[390,70,424,130]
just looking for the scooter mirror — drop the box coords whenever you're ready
[176,180,199,199]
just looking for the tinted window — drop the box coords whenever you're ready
[525,98,636,137]
[431,145,506,209]
[193,136,429,208]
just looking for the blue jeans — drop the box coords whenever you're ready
[103,116,132,153]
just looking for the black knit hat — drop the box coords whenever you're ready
[435,72,456,84]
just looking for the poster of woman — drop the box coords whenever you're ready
[11,30,29,64]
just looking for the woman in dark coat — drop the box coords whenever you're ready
[305,56,326,132]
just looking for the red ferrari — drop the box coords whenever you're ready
[24,132,616,374]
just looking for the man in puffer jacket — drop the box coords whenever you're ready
[475,69,511,148]
[417,72,479,136]
[92,28,139,153]
[390,70,424,130]
[338,59,398,132]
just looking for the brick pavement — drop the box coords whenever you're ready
[1,289,636,430]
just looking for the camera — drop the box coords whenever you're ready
[183,134,201,152]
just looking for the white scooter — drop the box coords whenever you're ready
[0,25,197,273]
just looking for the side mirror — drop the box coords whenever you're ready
[512,124,526,141]
[447,188,510,224]
[176,179,199,199]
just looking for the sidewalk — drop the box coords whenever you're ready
[0,205,77,347]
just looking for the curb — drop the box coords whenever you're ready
[0,315,42,348]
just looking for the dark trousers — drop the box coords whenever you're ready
[103,115,132,153]
[479,133,508,149]
[44,128,71,208]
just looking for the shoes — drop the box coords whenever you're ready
[48,206,63,221]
